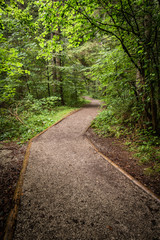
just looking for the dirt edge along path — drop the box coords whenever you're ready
[8,99,160,239]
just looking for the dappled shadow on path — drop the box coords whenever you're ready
[83,103,100,108]
[82,96,101,109]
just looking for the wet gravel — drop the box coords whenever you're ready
[14,100,160,240]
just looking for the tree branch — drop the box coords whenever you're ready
[120,0,140,37]
[8,104,25,125]
[67,2,120,40]
[127,0,140,34]
[119,38,142,74]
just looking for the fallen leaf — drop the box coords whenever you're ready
[106,225,113,231]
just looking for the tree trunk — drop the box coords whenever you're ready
[144,2,158,131]
[52,56,57,95]
[56,52,64,105]
[46,64,50,97]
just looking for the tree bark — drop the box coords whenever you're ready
[144,2,158,131]
[46,64,50,97]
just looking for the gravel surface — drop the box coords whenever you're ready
[14,100,160,240]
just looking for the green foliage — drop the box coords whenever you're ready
[45,0,160,132]
[1,0,160,130]
[129,130,160,174]
[20,95,61,113]
[0,97,77,143]
[92,106,160,175]
[0,43,24,104]
[91,108,124,137]
[144,163,160,176]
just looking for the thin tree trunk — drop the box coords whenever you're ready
[54,26,64,105]
[47,64,50,97]
[52,56,57,95]
[56,52,64,105]
[26,75,30,94]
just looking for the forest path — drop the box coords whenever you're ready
[14,99,160,240]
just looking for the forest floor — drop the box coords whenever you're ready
[0,103,160,239]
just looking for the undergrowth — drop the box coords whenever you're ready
[0,96,86,143]
[91,107,160,175]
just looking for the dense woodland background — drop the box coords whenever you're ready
[0,0,160,173]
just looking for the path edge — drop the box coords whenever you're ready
[3,108,81,240]
[85,133,160,204]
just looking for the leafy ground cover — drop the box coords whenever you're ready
[0,96,88,144]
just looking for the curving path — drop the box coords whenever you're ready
[14,99,160,240]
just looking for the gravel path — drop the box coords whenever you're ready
[14,100,160,240]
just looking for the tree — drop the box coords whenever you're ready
[49,0,160,132]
